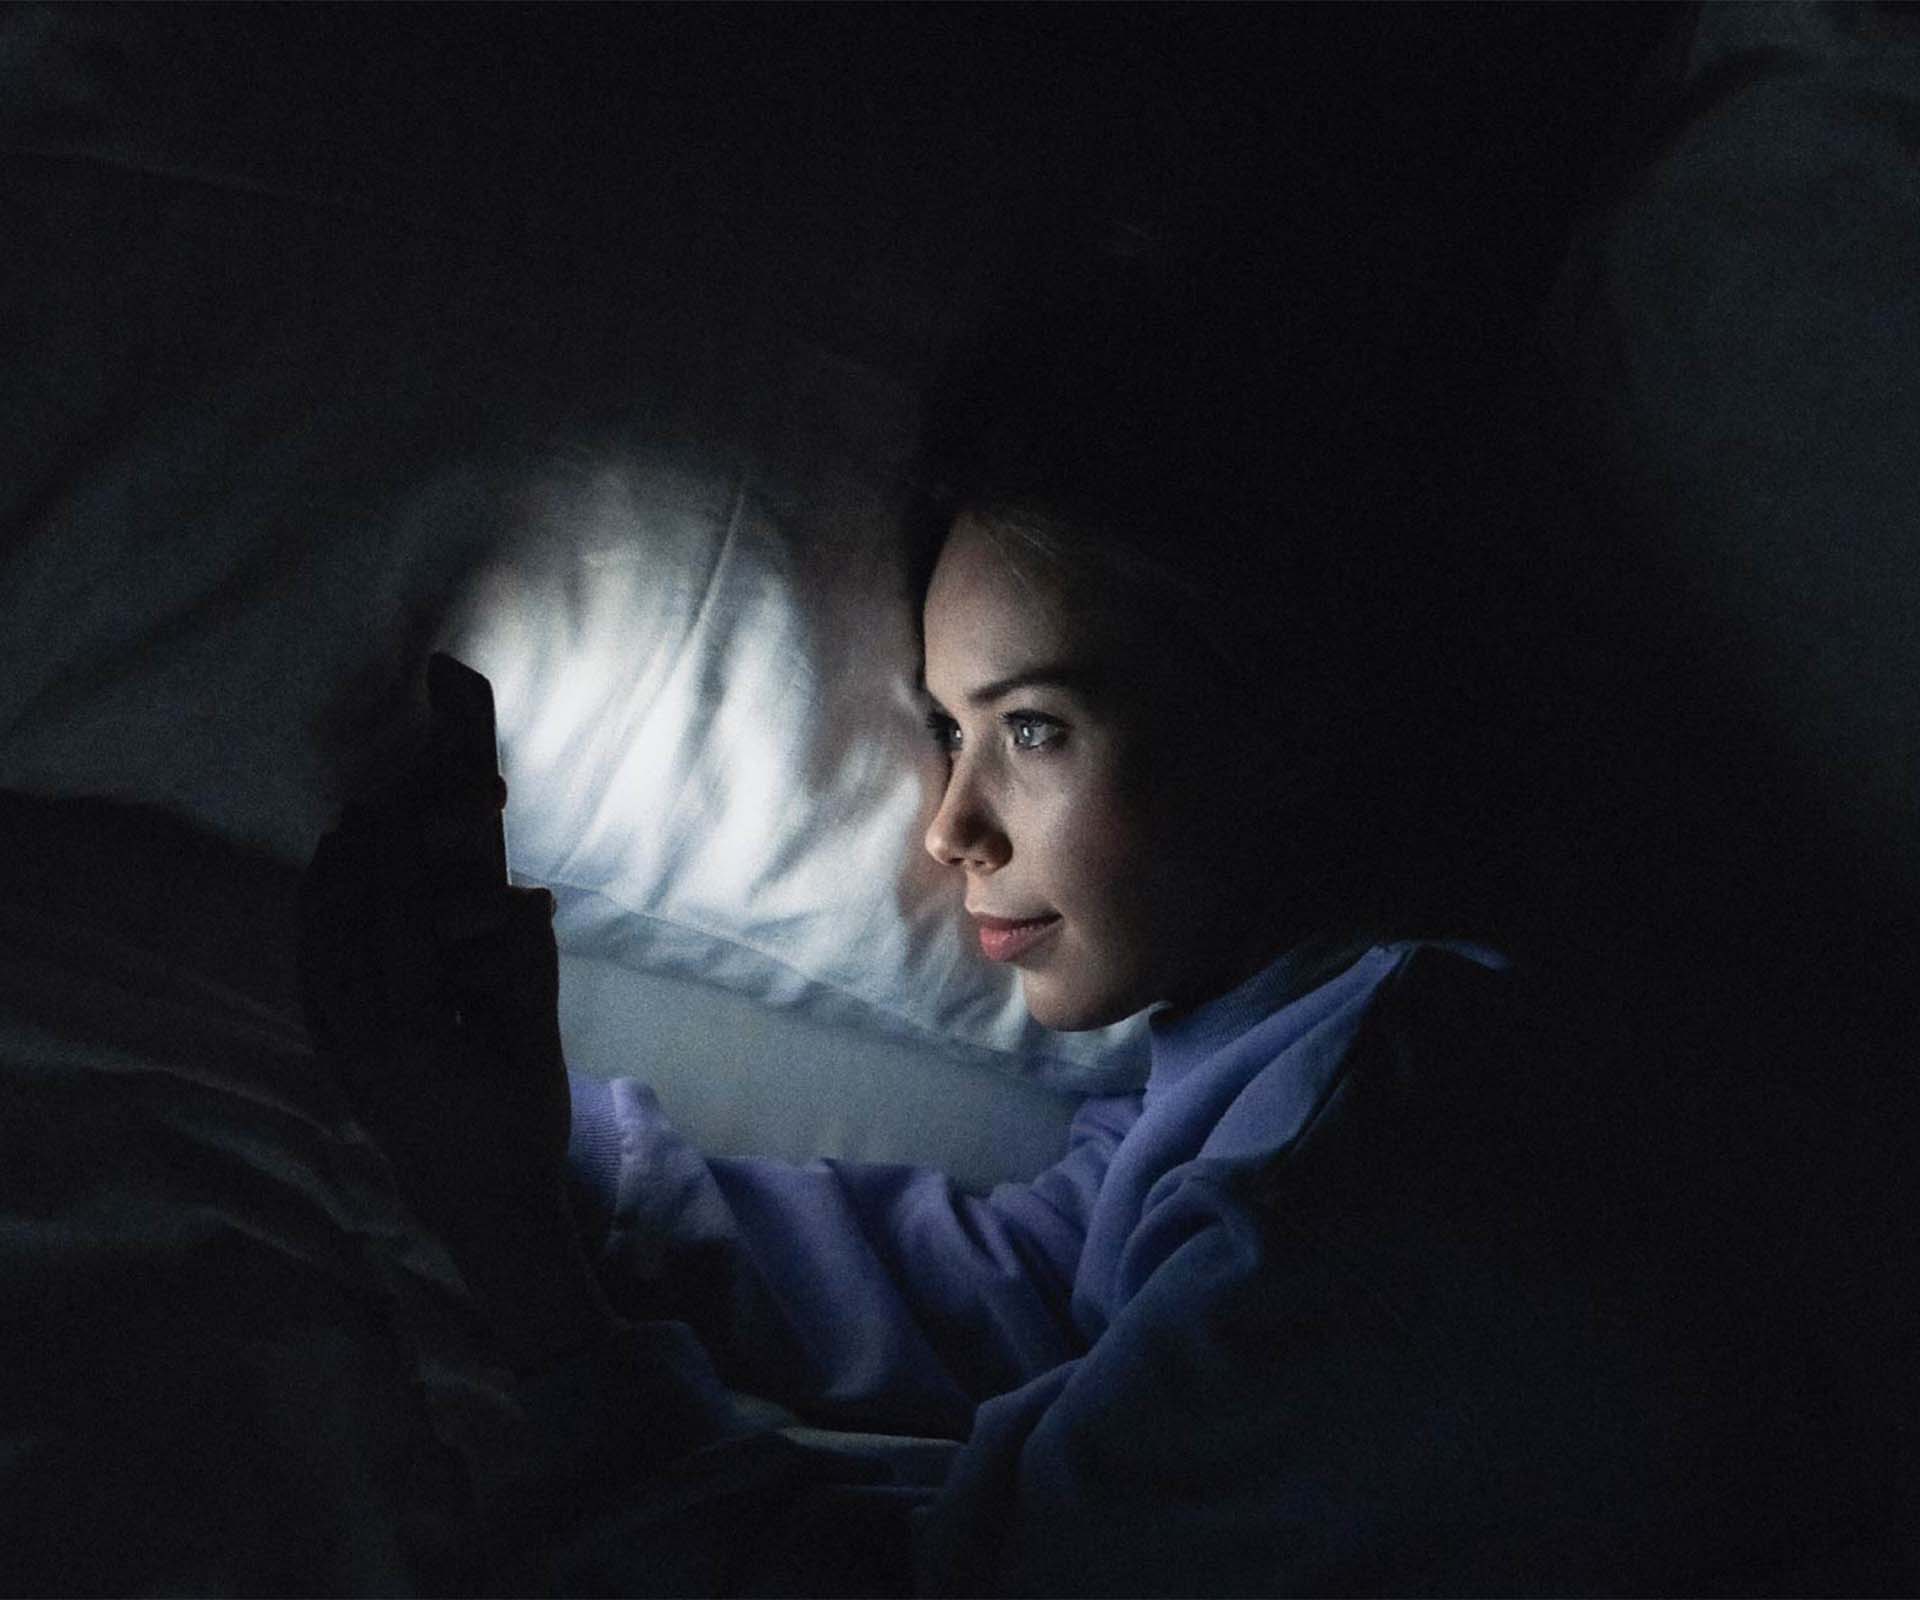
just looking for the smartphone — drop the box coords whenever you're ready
[425,651,511,890]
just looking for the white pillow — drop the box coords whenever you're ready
[0,4,1148,1095]
[444,441,1149,1093]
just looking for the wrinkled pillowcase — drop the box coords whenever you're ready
[445,452,1148,1093]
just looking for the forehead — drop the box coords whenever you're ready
[923,516,1135,684]
[926,518,1070,640]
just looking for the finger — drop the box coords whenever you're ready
[422,726,507,808]
[435,884,554,948]
[421,793,507,863]
[439,888,558,1010]
[366,797,447,1033]
[433,890,513,945]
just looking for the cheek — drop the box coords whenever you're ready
[1021,769,1141,910]
[1029,771,1168,975]
[1056,765,1243,956]
[1019,830,1170,1028]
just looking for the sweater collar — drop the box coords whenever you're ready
[1146,934,1376,1085]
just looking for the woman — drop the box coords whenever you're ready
[299,226,1800,1596]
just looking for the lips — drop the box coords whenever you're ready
[971,912,1063,963]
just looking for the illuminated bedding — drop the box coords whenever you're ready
[0,5,1145,1140]
[0,794,520,1594]
[5,3,1918,1594]
[0,12,1112,1587]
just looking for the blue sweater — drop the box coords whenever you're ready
[563,938,1804,1594]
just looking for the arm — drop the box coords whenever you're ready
[907,1173,1652,1599]
[909,1182,1471,1598]
[569,1072,1138,1437]
[906,962,1799,1600]
[299,779,745,1500]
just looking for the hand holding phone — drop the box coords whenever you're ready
[300,656,600,1367]
[305,651,543,1050]
[425,650,510,895]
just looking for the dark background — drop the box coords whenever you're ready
[15,3,1677,371]
[8,5,1920,1593]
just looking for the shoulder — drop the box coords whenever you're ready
[1121,940,1548,1298]
[1366,937,1519,1028]
[1359,941,1536,1104]
[1298,940,1531,1141]
[1243,939,1567,1233]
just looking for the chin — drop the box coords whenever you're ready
[1020,971,1143,1033]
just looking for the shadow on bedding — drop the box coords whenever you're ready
[0,791,966,1596]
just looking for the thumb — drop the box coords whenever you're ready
[511,885,557,920]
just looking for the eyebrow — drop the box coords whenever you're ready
[922,662,1103,713]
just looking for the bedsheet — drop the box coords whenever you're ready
[0,793,519,1593]
[0,791,985,1594]
[0,3,1150,1101]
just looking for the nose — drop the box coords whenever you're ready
[923,763,1011,873]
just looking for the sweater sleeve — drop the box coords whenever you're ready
[907,1172,1658,1600]
[564,1069,1136,1438]
[906,1179,1486,1598]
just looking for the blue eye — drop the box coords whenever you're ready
[1004,712,1065,753]
[924,710,961,756]
[924,708,1065,757]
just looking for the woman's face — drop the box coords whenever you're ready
[921,515,1289,1030]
